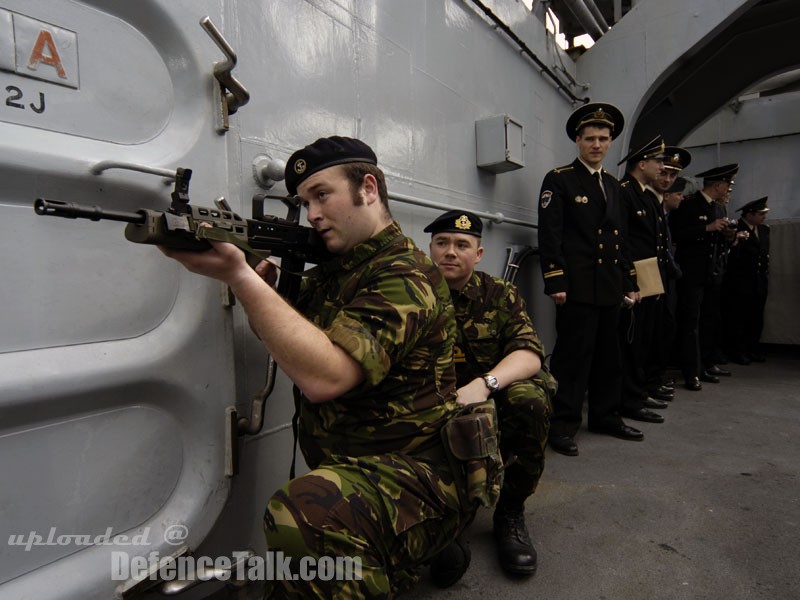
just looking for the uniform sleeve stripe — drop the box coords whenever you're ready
[543,270,565,279]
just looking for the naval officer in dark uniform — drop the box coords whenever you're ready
[669,163,739,390]
[649,147,692,398]
[722,197,770,363]
[617,135,670,424]
[537,102,643,456]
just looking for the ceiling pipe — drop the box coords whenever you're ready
[562,0,605,41]
[583,0,610,32]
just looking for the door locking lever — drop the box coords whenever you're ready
[200,16,250,132]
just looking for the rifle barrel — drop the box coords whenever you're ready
[34,198,146,224]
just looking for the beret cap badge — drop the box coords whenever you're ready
[455,215,472,230]
[294,159,307,175]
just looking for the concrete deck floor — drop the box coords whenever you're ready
[414,345,800,600]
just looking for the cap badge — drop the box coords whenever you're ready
[455,215,472,230]
[294,159,307,175]
[594,109,606,119]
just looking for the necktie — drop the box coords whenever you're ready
[594,171,606,199]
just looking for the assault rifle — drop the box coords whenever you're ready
[34,167,332,438]
[34,167,332,298]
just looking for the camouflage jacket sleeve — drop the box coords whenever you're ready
[454,272,544,379]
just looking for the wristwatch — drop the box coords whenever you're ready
[482,374,500,393]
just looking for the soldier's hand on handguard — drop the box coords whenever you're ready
[456,378,492,406]
[550,291,567,306]
[159,223,252,287]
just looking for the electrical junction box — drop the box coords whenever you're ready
[475,115,525,173]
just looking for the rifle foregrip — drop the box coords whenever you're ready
[124,209,211,251]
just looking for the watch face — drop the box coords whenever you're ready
[484,375,499,391]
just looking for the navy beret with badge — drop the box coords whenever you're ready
[284,136,378,196]
[424,210,483,237]
[695,163,739,183]
[565,102,625,140]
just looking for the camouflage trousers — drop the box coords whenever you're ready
[263,452,468,598]
[494,379,552,507]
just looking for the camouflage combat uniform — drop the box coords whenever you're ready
[263,222,470,598]
[450,271,555,505]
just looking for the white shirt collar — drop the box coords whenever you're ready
[578,158,603,176]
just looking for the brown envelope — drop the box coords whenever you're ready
[633,257,665,297]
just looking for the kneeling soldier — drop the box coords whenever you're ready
[427,210,556,577]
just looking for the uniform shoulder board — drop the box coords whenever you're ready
[620,180,630,188]
[552,164,574,174]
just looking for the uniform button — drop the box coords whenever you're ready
[598,229,603,235]
[614,259,618,264]
[598,258,603,264]
[615,244,619,250]
[599,243,604,249]
[614,229,619,235]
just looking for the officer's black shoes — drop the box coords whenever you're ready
[493,508,537,577]
[430,535,471,588]
[729,353,751,365]
[642,396,669,410]
[684,377,702,391]
[706,365,732,377]
[700,371,721,384]
[588,422,645,441]
[649,386,674,401]
[621,407,665,423]
[548,435,578,456]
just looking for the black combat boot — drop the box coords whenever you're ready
[429,535,471,588]
[493,506,537,576]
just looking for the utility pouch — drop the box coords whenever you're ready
[535,363,559,401]
[441,400,503,509]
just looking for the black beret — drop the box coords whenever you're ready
[695,163,739,182]
[566,102,624,140]
[285,136,377,196]
[617,134,666,166]
[663,146,692,171]
[736,196,769,214]
[424,210,483,237]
